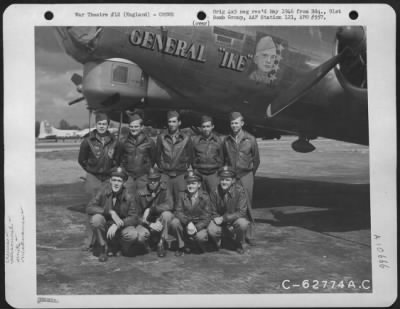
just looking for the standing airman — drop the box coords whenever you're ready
[192,115,224,195]
[78,112,118,196]
[223,112,260,242]
[156,110,193,203]
[116,113,156,195]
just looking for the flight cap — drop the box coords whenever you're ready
[255,36,276,54]
[110,166,128,181]
[167,110,180,120]
[200,115,213,125]
[128,113,143,124]
[229,111,243,121]
[95,112,109,123]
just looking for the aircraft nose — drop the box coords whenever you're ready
[54,27,102,62]
[66,27,103,46]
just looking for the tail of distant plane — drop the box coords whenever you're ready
[38,120,56,139]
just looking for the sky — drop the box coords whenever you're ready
[35,27,89,128]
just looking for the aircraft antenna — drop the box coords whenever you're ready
[117,111,123,141]
[88,109,92,134]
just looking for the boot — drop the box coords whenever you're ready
[175,247,185,257]
[157,240,166,257]
[98,246,108,262]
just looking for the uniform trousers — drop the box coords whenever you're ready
[84,173,109,196]
[90,214,149,255]
[238,171,254,211]
[83,173,109,248]
[146,211,175,244]
[161,173,186,204]
[124,174,148,195]
[238,171,255,240]
[169,218,208,250]
[207,218,250,248]
[199,171,219,195]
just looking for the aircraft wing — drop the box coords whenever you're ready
[267,27,366,119]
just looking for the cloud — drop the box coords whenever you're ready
[36,79,87,126]
[35,65,87,126]
[35,27,87,126]
[36,48,82,74]
[35,27,64,53]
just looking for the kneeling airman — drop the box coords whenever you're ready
[86,167,149,262]
[172,170,213,256]
[135,168,176,257]
[208,166,251,254]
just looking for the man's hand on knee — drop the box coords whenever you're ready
[149,220,163,232]
[107,224,119,239]
[187,222,197,236]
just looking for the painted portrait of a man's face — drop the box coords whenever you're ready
[249,35,283,84]
[253,36,277,73]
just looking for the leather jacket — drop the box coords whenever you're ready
[86,183,138,227]
[210,183,249,224]
[192,133,224,175]
[223,130,260,177]
[175,190,212,230]
[78,130,118,180]
[156,130,193,177]
[134,183,174,223]
[116,132,156,178]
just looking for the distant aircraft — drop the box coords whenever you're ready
[37,120,117,141]
[38,120,81,141]
[54,26,367,152]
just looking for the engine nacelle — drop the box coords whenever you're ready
[334,26,367,101]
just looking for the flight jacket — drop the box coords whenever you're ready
[78,130,118,181]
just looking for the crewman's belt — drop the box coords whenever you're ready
[164,171,185,178]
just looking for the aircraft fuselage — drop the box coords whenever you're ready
[57,26,368,144]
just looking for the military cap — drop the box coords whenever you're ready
[184,169,202,183]
[218,166,236,178]
[229,111,243,121]
[148,168,162,180]
[128,113,143,124]
[255,36,276,54]
[167,110,180,120]
[95,112,109,123]
[110,166,128,180]
[200,115,213,125]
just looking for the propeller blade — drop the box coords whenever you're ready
[71,73,83,86]
[68,96,85,106]
[266,47,350,118]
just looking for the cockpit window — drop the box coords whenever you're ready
[112,64,128,83]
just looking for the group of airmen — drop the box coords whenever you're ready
[79,110,260,262]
